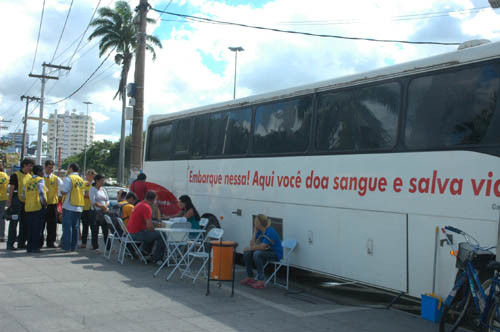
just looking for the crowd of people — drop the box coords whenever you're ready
[1,158,283,289]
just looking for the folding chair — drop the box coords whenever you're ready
[103,215,122,260]
[181,228,224,283]
[264,239,298,290]
[199,218,209,230]
[164,221,191,265]
[116,217,148,264]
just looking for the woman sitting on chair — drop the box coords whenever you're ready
[240,214,283,289]
[169,195,201,230]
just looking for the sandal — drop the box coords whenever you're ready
[240,277,255,286]
[251,281,265,289]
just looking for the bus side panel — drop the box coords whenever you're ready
[408,215,498,298]
[173,160,188,195]
[144,161,175,192]
[194,195,408,293]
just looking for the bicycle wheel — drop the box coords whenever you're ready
[484,301,500,332]
[439,283,472,332]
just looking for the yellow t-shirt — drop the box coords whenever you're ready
[83,181,92,211]
[119,200,134,227]
[0,172,9,201]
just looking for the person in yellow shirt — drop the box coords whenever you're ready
[40,160,62,248]
[0,161,9,242]
[80,169,96,249]
[7,158,34,251]
[119,192,137,227]
[60,163,85,251]
[22,165,47,253]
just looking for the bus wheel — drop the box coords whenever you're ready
[201,213,221,232]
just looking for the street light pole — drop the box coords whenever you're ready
[83,101,92,175]
[228,46,244,99]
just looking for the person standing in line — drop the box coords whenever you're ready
[129,173,147,202]
[23,165,47,253]
[80,169,96,249]
[89,174,109,251]
[0,161,9,242]
[7,158,34,250]
[40,160,62,248]
[60,163,85,251]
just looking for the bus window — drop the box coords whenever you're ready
[406,65,500,149]
[190,115,207,158]
[174,118,191,154]
[147,123,173,160]
[207,112,228,156]
[316,82,400,152]
[224,108,251,155]
[253,96,312,154]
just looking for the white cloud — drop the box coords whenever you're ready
[1,0,500,143]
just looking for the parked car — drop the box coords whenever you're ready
[103,186,128,208]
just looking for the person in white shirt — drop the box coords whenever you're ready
[89,174,109,251]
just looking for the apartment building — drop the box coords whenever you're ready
[47,110,95,161]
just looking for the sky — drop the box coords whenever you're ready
[0,0,499,143]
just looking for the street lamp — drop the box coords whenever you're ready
[82,101,92,175]
[228,46,244,99]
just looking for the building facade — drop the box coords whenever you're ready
[47,110,95,161]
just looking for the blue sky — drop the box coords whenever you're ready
[0,0,499,142]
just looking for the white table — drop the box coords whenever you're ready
[153,228,205,279]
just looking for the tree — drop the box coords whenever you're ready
[88,1,162,182]
[62,137,132,179]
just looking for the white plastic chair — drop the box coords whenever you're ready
[116,217,148,265]
[103,215,122,260]
[181,228,224,283]
[264,239,298,290]
[164,221,191,265]
[199,218,209,229]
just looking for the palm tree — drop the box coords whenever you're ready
[88,1,162,183]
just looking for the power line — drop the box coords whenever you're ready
[31,0,47,73]
[48,48,116,105]
[51,0,75,63]
[66,0,102,66]
[154,9,461,45]
[157,0,173,19]
[277,6,491,25]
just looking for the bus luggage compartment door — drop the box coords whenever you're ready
[333,209,407,292]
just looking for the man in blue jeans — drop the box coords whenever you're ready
[240,214,283,289]
[60,163,85,251]
[127,190,165,264]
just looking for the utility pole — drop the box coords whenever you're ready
[52,109,58,162]
[29,63,71,164]
[20,95,41,160]
[131,0,148,178]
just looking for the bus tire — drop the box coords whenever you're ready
[201,213,221,232]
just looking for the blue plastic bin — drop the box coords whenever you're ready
[421,294,443,323]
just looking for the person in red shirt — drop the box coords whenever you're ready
[127,190,165,264]
[129,173,147,202]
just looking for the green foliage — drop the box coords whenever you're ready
[62,136,132,178]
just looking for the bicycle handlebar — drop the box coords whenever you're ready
[445,226,464,234]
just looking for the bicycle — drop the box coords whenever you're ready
[439,226,498,332]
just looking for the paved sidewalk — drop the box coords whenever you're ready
[0,242,443,332]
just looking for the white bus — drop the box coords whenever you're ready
[144,41,500,298]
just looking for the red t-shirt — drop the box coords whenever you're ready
[130,180,148,201]
[127,201,152,234]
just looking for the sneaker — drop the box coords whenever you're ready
[0,238,5,243]
[6,246,18,251]
[240,277,255,286]
[155,260,164,266]
[251,281,265,289]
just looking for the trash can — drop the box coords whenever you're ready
[207,241,238,296]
